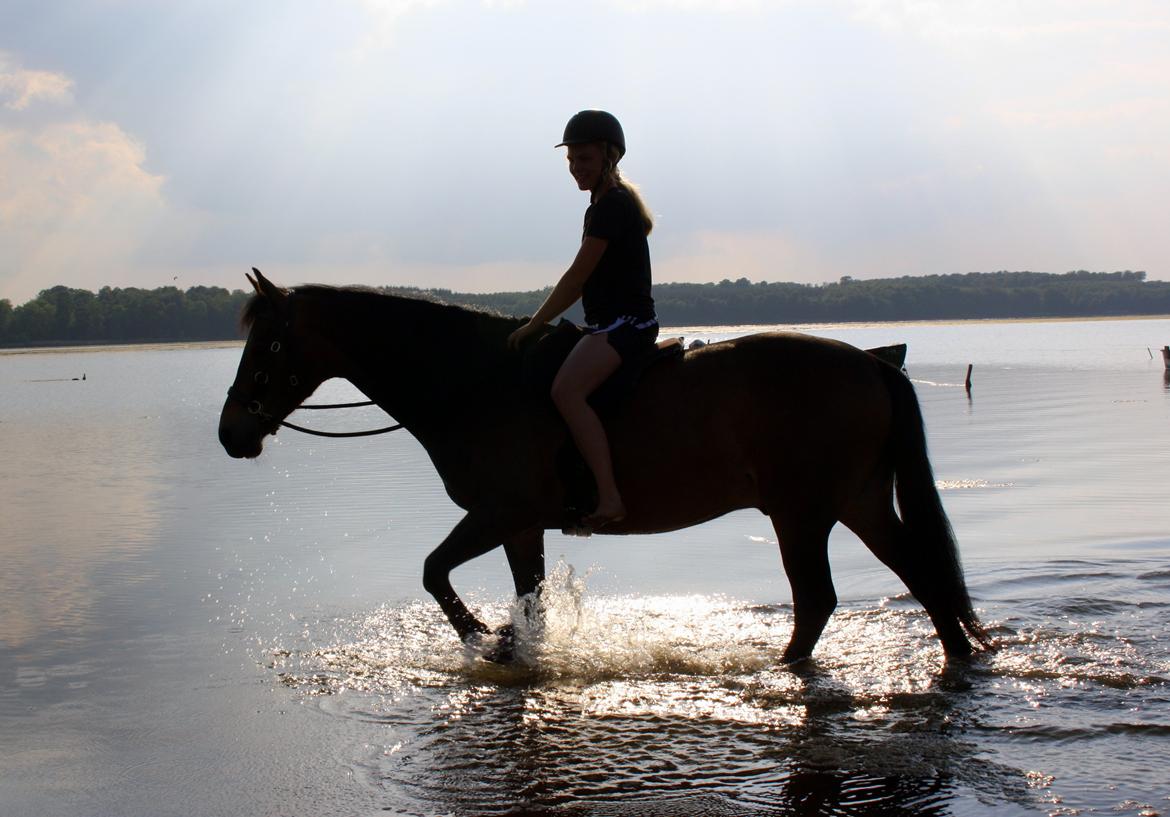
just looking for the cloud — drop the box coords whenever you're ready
[0,51,73,110]
[350,0,446,50]
[349,0,534,53]
[3,2,1167,301]
[848,0,1170,40]
[0,54,184,303]
[356,0,442,25]
[613,0,767,11]
[0,120,175,301]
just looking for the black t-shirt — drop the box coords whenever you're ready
[581,186,655,326]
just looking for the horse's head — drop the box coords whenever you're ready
[218,269,330,459]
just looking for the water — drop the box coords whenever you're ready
[2,319,1169,816]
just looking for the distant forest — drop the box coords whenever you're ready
[0,270,1164,347]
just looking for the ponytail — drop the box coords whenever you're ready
[604,142,654,236]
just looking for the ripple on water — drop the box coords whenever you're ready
[260,571,954,812]
[262,561,1170,816]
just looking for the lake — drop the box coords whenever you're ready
[2,317,1169,816]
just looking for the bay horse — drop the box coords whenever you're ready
[218,269,990,663]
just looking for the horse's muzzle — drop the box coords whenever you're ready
[218,403,266,459]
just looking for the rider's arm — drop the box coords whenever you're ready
[508,237,607,346]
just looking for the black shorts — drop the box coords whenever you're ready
[585,315,659,365]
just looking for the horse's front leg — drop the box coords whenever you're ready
[489,526,547,662]
[422,508,527,642]
[502,526,545,600]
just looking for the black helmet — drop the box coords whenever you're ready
[555,110,626,158]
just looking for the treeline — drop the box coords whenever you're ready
[447,270,1165,325]
[0,285,248,346]
[0,271,1164,346]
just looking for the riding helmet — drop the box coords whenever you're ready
[555,110,626,158]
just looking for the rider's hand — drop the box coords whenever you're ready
[507,321,540,350]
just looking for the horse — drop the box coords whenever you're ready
[218,269,991,664]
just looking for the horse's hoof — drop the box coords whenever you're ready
[483,645,514,664]
[780,649,814,667]
[483,625,517,664]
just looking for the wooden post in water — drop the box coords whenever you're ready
[965,364,973,393]
[1162,346,1170,370]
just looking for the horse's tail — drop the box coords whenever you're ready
[879,362,993,654]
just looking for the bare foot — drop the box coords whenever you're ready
[584,498,626,531]
[560,521,593,537]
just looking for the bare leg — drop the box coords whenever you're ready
[551,333,625,529]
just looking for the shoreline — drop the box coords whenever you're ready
[665,313,1170,334]
[0,339,243,356]
[2,313,1168,356]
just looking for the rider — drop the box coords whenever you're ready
[507,110,658,531]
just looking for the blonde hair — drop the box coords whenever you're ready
[603,142,654,236]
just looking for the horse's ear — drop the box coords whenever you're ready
[250,267,287,304]
[246,271,261,293]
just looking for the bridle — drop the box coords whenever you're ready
[225,300,404,439]
[226,382,403,438]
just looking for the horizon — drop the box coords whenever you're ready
[2,1,1168,305]
[3,267,1155,306]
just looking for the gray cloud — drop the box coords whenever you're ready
[1,0,1166,303]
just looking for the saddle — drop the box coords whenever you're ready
[522,319,684,414]
[522,319,685,523]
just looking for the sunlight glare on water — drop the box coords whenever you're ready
[264,553,1170,816]
[270,564,1027,815]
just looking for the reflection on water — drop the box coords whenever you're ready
[273,561,1170,816]
[0,392,164,650]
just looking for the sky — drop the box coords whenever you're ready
[1,0,1168,304]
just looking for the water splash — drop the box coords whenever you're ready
[264,559,1170,816]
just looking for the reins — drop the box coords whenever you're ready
[226,385,404,437]
[295,400,377,410]
[279,400,404,438]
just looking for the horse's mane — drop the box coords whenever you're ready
[241,284,527,338]
[249,284,533,396]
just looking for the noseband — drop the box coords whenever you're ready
[226,309,403,439]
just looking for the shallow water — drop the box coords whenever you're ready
[2,318,1169,816]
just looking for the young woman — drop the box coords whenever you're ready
[507,110,657,532]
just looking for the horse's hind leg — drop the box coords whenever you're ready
[771,513,837,663]
[841,481,972,657]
